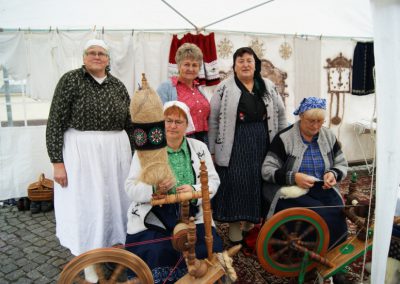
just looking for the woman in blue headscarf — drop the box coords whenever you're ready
[262,97,348,250]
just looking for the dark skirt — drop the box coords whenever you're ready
[352,42,375,96]
[125,204,223,283]
[275,184,348,249]
[212,122,268,224]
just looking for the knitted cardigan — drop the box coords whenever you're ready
[125,138,219,235]
[208,76,287,167]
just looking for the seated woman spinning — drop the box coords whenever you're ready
[262,97,348,250]
[125,101,222,283]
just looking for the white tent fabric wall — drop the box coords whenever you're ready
[1,30,377,161]
[0,0,373,37]
[0,126,52,200]
[0,32,28,80]
[293,38,321,112]
[370,0,400,283]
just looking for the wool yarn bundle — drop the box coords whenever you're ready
[130,74,175,186]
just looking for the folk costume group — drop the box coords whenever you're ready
[46,39,348,283]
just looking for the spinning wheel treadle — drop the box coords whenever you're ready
[256,208,330,277]
[58,247,153,284]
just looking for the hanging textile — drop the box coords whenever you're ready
[168,32,220,86]
[351,42,375,96]
[0,32,28,80]
[293,38,322,109]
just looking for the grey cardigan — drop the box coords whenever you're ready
[261,121,348,218]
[208,76,287,167]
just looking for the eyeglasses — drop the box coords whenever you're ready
[304,118,325,126]
[165,119,185,126]
[85,51,108,58]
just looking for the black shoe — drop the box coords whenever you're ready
[24,198,31,211]
[17,198,26,211]
[41,201,53,212]
[30,201,41,214]
[332,273,347,284]
[4,199,17,206]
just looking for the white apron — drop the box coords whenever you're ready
[54,128,131,256]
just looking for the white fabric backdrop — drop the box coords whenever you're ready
[0,0,373,37]
[293,38,321,113]
[0,32,28,80]
[0,30,378,200]
[370,0,400,283]
[0,126,52,200]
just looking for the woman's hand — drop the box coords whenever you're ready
[294,173,316,189]
[322,171,336,189]
[53,163,68,188]
[156,178,175,194]
[176,184,193,193]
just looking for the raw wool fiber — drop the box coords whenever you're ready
[130,74,175,186]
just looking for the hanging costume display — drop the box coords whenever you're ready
[352,42,375,96]
[168,32,220,86]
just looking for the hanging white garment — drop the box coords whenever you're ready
[294,38,321,109]
[0,32,28,80]
[54,128,131,256]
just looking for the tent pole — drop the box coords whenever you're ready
[161,0,199,31]
[2,68,13,127]
[201,0,275,30]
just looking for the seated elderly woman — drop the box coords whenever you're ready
[262,97,348,250]
[124,101,222,283]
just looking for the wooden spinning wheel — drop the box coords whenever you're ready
[58,247,153,284]
[59,161,240,284]
[256,208,331,277]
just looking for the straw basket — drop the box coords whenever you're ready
[27,173,54,201]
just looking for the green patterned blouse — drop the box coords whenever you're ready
[46,66,135,163]
[167,138,195,193]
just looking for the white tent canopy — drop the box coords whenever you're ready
[0,0,373,38]
[1,1,399,284]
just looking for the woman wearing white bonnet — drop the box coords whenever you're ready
[124,100,223,283]
[46,38,136,282]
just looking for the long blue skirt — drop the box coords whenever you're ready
[275,184,348,248]
[212,122,268,223]
[125,204,223,283]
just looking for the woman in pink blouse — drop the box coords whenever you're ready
[157,43,210,145]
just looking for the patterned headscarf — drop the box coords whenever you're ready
[293,97,326,115]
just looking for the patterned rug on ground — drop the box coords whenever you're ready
[215,169,375,284]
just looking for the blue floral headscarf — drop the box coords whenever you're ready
[293,97,326,115]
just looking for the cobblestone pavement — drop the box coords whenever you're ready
[0,204,73,284]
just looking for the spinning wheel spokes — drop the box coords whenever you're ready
[297,240,318,249]
[271,246,289,260]
[298,224,316,240]
[294,220,303,234]
[269,238,289,246]
[256,208,330,277]
[58,247,153,284]
[278,224,291,239]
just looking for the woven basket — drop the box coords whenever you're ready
[27,173,54,201]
